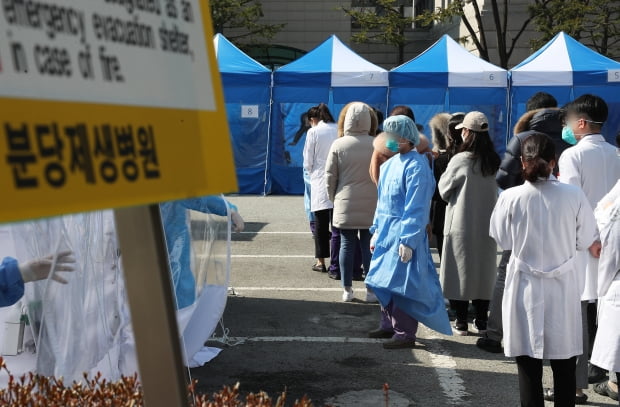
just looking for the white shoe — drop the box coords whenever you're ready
[365,290,378,303]
[342,288,355,302]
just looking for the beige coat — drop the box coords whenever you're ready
[325,103,377,229]
[438,152,498,300]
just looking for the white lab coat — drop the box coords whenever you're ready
[558,134,620,301]
[591,180,620,372]
[303,121,338,212]
[489,177,597,359]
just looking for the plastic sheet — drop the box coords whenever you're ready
[4,196,231,382]
[10,210,133,382]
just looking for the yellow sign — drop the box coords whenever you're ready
[0,0,236,223]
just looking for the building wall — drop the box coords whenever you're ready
[233,0,613,69]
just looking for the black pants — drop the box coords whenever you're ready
[516,356,577,407]
[313,209,331,259]
[450,299,489,327]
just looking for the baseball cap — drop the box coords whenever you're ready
[455,111,489,132]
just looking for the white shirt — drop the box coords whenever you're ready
[490,178,597,359]
[559,134,620,300]
[303,121,338,212]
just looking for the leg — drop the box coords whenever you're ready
[313,210,330,265]
[329,224,340,276]
[550,357,577,407]
[516,356,544,407]
[472,299,490,331]
[486,250,510,342]
[387,302,418,341]
[575,301,589,391]
[339,229,356,289]
[358,229,372,275]
[450,300,469,331]
[353,235,363,279]
[436,234,444,259]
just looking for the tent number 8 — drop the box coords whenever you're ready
[247,107,253,115]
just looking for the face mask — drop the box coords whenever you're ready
[386,139,400,153]
[561,126,577,145]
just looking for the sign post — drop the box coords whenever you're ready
[0,1,236,405]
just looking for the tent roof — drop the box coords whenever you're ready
[390,35,507,88]
[511,32,620,86]
[274,35,388,87]
[214,34,271,75]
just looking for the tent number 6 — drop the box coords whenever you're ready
[488,73,495,81]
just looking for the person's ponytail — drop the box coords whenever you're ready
[521,133,555,183]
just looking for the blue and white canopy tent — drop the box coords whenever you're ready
[270,35,389,194]
[510,32,620,145]
[389,35,509,154]
[214,34,272,194]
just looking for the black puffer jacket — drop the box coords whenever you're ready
[496,108,570,190]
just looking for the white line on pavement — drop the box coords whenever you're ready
[226,336,385,344]
[238,231,309,234]
[426,334,470,405]
[232,287,344,292]
[231,255,312,258]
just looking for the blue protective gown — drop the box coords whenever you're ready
[0,257,24,307]
[365,150,452,335]
[160,196,233,310]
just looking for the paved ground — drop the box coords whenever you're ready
[190,196,617,407]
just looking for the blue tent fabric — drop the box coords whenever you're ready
[389,35,509,155]
[215,34,272,194]
[270,35,389,194]
[510,32,620,145]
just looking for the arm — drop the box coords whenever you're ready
[575,189,598,252]
[0,257,24,307]
[558,151,581,187]
[438,155,466,202]
[489,194,513,250]
[325,143,339,203]
[302,128,316,173]
[400,162,434,249]
[496,135,523,190]
[177,196,235,217]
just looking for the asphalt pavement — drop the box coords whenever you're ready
[190,195,617,407]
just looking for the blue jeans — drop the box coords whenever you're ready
[339,229,371,288]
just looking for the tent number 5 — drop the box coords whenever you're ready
[608,70,620,82]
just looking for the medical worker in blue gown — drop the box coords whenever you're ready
[365,115,452,349]
[160,196,244,310]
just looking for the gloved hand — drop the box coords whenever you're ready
[19,251,76,284]
[398,244,413,263]
[231,211,245,233]
[370,234,377,253]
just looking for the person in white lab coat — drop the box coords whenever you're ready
[590,181,620,404]
[490,133,599,407]
[303,103,338,273]
[557,94,620,401]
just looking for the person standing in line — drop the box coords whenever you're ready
[429,113,452,259]
[326,102,378,302]
[478,92,563,354]
[438,111,500,336]
[303,103,338,273]
[365,115,452,349]
[590,180,620,405]
[550,94,620,404]
[490,132,599,407]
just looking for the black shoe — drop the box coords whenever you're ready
[312,264,327,272]
[327,271,341,280]
[382,338,416,349]
[594,381,619,401]
[353,274,365,281]
[543,389,589,404]
[588,363,608,384]
[368,329,394,339]
[476,337,503,353]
